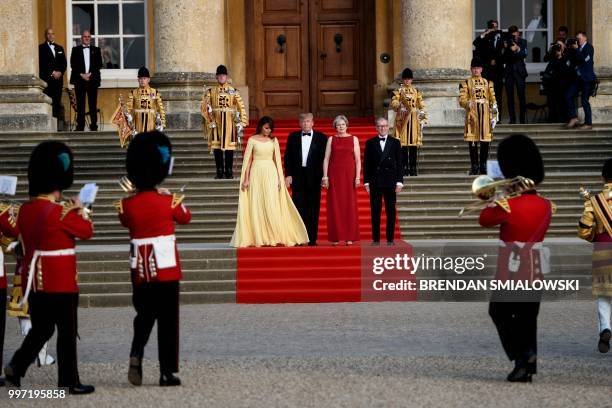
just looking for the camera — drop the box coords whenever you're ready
[566,38,578,47]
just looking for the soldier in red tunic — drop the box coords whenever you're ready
[4,141,95,394]
[479,134,553,382]
[116,131,191,387]
[0,202,19,386]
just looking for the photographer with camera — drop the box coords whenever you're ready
[502,26,528,124]
[473,19,504,116]
[542,41,572,122]
[564,31,596,130]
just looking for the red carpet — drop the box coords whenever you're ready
[236,118,407,304]
[236,246,362,303]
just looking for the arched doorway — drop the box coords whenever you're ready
[246,0,376,119]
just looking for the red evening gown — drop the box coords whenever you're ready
[327,135,360,242]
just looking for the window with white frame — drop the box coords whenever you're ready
[68,0,147,75]
[473,0,553,71]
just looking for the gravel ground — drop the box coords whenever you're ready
[1,301,610,407]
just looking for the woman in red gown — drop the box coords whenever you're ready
[322,115,361,245]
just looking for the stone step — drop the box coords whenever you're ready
[79,279,235,294]
[82,291,235,307]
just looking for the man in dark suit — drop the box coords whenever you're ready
[39,28,67,127]
[473,19,504,115]
[364,117,403,245]
[284,113,327,246]
[70,30,103,131]
[502,26,528,124]
[565,31,597,130]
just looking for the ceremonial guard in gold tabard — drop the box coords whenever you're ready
[201,65,248,179]
[390,68,427,176]
[577,158,612,354]
[459,58,499,175]
[127,67,166,133]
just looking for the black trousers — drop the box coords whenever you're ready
[505,71,526,123]
[131,281,180,375]
[0,288,6,371]
[75,80,98,129]
[291,168,322,245]
[213,149,234,175]
[489,301,540,362]
[10,292,80,387]
[43,78,64,119]
[369,186,397,243]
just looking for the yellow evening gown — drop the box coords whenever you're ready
[230,137,309,247]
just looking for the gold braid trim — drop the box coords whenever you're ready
[171,194,185,209]
[114,199,124,214]
[493,198,511,213]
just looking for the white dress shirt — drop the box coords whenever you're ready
[47,42,56,57]
[301,131,313,167]
[83,46,91,73]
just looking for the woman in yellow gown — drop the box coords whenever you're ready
[230,116,309,247]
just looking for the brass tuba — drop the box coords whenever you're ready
[458,175,535,217]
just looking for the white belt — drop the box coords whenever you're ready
[134,109,155,113]
[0,250,4,278]
[212,108,236,113]
[20,249,76,307]
[131,234,177,270]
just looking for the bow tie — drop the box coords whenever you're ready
[48,42,54,46]
[83,46,89,49]
[379,137,387,141]
[302,132,312,137]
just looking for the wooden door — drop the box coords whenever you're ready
[251,0,310,119]
[310,0,371,118]
[247,0,373,119]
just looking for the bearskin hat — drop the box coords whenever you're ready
[216,64,228,76]
[470,58,483,68]
[137,67,150,78]
[28,140,74,196]
[602,158,612,182]
[497,134,544,185]
[401,68,413,79]
[126,131,172,190]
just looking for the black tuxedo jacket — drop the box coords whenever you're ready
[363,135,403,189]
[38,42,67,81]
[284,130,327,187]
[69,45,103,87]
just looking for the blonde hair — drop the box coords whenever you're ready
[333,115,349,129]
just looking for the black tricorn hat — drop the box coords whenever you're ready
[137,67,150,78]
[401,68,413,79]
[470,58,483,68]
[497,134,544,185]
[216,64,228,76]
[126,131,172,190]
[28,141,74,196]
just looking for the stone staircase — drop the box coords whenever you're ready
[0,124,609,305]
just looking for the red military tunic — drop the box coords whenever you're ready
[17,196,93,293]
[0,203,20,290]
[117,192,191,284]
[479,192,553,282]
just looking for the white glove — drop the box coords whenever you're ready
[126,113,133,122]
[237,124,244,133]
[400,106,408,113]
[209,122,216,129]
[156,125,164,132]
[19,318,32,336]
[207,105,213,114]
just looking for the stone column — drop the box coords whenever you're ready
[391,0,472,125]
[590,0,612,123]
[0,0,54,131]
[152,0,226,129]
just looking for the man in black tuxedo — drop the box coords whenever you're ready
[284,113,327,246]
[364,117,403,245]
[39,28,67,127]
[70,30,103,131]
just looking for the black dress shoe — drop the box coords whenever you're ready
[370,241,380,246]
[74,127,84,132]
[128,356,143,386]
[386,241,395,246]
[3,365,20,387]
[0,377,5,386]
[68,383,95,395]
[160,373,181,386]
[214,172,224,179]
[308,242,317,247]
[89,125,98,131]
[224,172,234,179]
[506,365,532,382]
[598,329,611,353]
